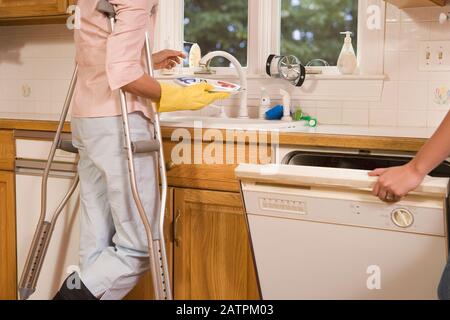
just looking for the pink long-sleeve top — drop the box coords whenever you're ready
[72,0,158,119]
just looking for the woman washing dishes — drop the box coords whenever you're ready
[370,112,450,300]
[53,0,229,300]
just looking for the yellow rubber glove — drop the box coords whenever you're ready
[157,82,230,113]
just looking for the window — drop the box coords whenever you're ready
[157,0,385,80]
[183,0,249,67]
[280,0,358,66]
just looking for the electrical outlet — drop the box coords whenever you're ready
[419,41,450,71]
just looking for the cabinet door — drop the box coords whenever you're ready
[0,171,16,300]
[174,188,259,300]
[0,0,68,19]
[125,188,174,300]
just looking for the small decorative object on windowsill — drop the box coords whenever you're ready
[266,54,306,87]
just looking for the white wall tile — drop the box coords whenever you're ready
[384,51,400,81]
[342,108,369,126]
[385,22,400,52]
[370,81,398,108]
[399,22,429,51]
[398,51,429,81]
[317,108,342,125]
[429,21,450,41]
[369,109,397,127]
[398,81,428,109]
[316,100,342,109]
[386,4,401,23]
[398,110,427,127]
[401,7,433,22]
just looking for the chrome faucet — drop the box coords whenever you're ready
[198,51,248,119]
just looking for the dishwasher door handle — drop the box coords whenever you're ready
[235,164,449,198]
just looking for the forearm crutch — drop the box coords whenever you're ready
[97,0,172,300]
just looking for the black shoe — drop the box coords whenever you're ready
[53,272,98,300]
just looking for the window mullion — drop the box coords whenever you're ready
[154,0,184,52]
[248,0,281,76]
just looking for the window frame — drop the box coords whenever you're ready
[155,0,386,78]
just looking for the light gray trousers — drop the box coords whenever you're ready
[71,112,160,300]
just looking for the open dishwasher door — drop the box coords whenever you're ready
[236,155,450,300]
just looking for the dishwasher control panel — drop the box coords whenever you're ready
[242,186,446,237]
[260,198,307,215]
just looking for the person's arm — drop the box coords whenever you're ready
[122,74,161,102]
[121,49,186,102]
[370,111,450,201]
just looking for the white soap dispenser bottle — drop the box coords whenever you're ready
[259,87,271,119]
[337,31,357,75]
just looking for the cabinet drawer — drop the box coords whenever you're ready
[0,130,15,171]
[0,0,68,19]
[163,139,273,192]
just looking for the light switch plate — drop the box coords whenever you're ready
[419,41,450,72]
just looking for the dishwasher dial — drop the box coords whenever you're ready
[391,208,414,228]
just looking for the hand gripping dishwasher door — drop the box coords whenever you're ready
[235,163,450,300]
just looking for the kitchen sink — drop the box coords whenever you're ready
[159,116,307,131]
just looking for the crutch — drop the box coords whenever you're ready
[96,0,172,300]
[18,66,80,301]
[19,1,172,300]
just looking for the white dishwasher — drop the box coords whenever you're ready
[15,133,80,300]
[236,151,450,300]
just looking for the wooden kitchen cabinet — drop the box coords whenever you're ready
[173,188,259,300]
[0,171,16,300]
[0,130,15,171]
[385,0,446,8]
[0,0,75,24]
[125,188,175,300]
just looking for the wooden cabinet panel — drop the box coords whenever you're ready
[163,139,272,192]
[0,171,16,300]
[174,188,259,300]
[0,0,68,18]
[0,130,15,171]
[125,188,174,300]
[385,0,445,8]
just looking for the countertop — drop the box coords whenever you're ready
[0,113,430,152]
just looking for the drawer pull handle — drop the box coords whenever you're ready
[174,209,182,247]
[166,161,176,171]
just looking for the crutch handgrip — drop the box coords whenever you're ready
[96,0,116,19]
[132,140,161,154]
[59,140,79,154]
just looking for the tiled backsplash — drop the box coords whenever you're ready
[0,25,75,117]
[1,4,450,128]
[304,4,450,128]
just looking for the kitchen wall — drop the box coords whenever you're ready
[1,3,450,128]
[0,24,75,118]
[306,3,450,128]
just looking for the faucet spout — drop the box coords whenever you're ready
[199,51,248,119]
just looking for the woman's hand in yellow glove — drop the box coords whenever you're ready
[158,82,230,113]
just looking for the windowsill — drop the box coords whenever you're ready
[155,69,386,102]
[156,71,386,81]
